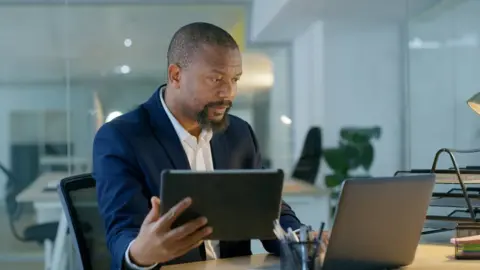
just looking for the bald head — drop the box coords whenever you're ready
[167,22,239,68]
[165,22,242,134]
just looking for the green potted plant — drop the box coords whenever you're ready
[323,126,382,216]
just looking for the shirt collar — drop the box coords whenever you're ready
[159,86,213,143]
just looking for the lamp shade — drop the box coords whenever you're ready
[467,92,480,115]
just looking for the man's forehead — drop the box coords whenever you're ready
[197,45,242,66]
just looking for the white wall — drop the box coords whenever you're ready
[268,47,293,173]
[291,21,326,162]
[408,0,480,170]
[323,21,403,177]
[250,0,289,41]
[290,19,404,186]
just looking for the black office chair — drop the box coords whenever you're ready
[291,127,322,184]
[0,162,59,245]
[57,173,110,270]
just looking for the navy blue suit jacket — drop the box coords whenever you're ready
[93,87,302,269]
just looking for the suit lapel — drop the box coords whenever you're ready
[142,85,190,170]
[210,132,229,170]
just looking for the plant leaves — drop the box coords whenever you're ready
[324,148,349,174]
[344,144,361,168]
[340,126,381,143]
[325,174,345,188]
[359,143,374,170]
[330,191,341,200]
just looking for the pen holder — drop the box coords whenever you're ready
[280,240,323,270]
[455,222,480,260]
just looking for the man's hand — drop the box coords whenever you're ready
[129,197,212,266]
[302,230,329,252]
[309,231,329,243]
[298,230,329,245]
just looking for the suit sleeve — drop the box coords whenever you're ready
[93,123,158,269]
[245,123,303,255]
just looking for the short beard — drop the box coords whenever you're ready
[196,101,232,133]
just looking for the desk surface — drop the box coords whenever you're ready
[16,173,324,203]
[163,244,478,269]
[16,172,70,203]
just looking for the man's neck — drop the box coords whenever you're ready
[164,86,202,138]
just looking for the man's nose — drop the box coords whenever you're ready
[217,82,236,99]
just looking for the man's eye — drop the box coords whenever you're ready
[212,77,222,83]
[232,78,240,83]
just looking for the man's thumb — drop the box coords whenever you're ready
[144,196,161,224]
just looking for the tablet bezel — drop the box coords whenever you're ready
[159,169,284,241]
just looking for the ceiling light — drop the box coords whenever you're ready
[120,65,131,74]
[280,115,292,125]
[124,38,132,47]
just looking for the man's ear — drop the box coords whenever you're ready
[167,64,181,88]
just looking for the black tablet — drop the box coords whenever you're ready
[159,169,284,241]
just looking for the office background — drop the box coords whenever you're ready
[1,0,480,267]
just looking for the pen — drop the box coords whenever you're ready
[317,222,325,243]
[310,222,326,269]
[288,227,300,242]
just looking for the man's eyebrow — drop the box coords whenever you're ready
[211,69,225,75]
[210,69,242,77]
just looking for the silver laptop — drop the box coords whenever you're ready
[322,174,435,270]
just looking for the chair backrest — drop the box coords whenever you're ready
[0,162,23,220]
[0,161,26,241]
[291,127,322,184]
[57,173,111,270]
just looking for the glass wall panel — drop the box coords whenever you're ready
[408,0,480,169]
[0,2,290,268]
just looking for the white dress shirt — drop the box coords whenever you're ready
[124,88,220,269]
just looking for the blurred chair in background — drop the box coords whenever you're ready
[291,127,322,184]
[0,161,58,270]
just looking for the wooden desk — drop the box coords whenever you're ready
[282,178,328,196]
[164,244,479,269]
[406,244,478,269]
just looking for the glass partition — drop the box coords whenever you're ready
[0,2,291,268]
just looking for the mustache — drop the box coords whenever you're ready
[205,100,232,108]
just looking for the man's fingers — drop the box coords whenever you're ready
[320,241,327,253]
[184,226,213,245]
[164,217,209,240]
[170,240,205,260]
[167,226,213,255]
[322,232,330,244]
[154,197,192,230]
[143,196,161,225]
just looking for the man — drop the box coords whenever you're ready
[93,22,304,270]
